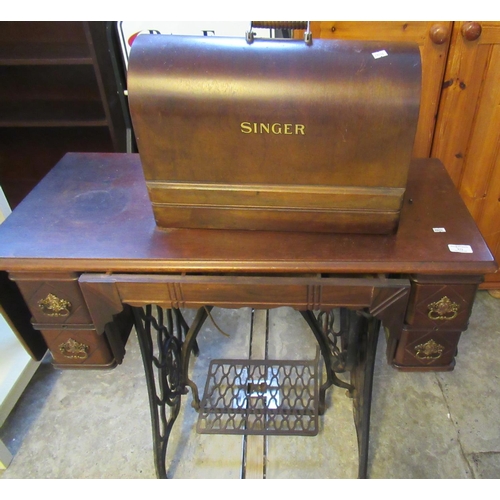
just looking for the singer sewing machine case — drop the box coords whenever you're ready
[127,34,421,234]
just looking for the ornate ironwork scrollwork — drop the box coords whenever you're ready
[316,308,363,373]
[133,305,205,479]
[58,338,89,359]
[306,308,382,479]
[427,296,459,320]
[132,304,380,480]
[317,309,343,363]
[38,293,72,317]
[133,306,183,478]
[415,339,445,360]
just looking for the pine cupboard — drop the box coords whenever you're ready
[431,21,500,289]
[307,21,500,288]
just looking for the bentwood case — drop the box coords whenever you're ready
[127,33,421,234]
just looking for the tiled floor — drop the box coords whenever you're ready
[1,291,500,480]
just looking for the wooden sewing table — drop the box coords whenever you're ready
[0,153,496,478]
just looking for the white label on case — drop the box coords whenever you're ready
[448,244,473,253]
[433,228,446,232]
[372,50,388,59]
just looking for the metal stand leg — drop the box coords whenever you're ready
[302,308,380,479]
[133,305,209,479]
[300,310,354,414]
[350,311,381,479]
[135,304,380,479]
[181,306,212,411]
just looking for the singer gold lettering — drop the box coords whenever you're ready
[240,122,306,135]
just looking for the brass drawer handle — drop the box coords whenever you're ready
[59,338,89,359]
[427,296,459,321]
[415,339,444,361]
[38,293,72,317]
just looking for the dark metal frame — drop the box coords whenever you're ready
[300,308,381,479]
[133,304,380,479]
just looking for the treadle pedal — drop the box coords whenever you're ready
[196,352,320,436]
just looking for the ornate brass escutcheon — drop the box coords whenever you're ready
[59,338,89,359]
[427,296,459,321]
[38,293,72,317]
[414,339,445,361]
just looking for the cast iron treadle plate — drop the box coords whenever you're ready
[197,355,319,436]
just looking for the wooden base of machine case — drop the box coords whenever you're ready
[152,205,400,234]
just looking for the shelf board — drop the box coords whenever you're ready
[0,100,108,127]
[0,43,93,66]
[0,119,109,128]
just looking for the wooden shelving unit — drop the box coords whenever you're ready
[0,21,129,208]
[0,23,130,467]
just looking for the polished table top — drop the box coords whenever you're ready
[0,153,496,276]
[0,153,496,479]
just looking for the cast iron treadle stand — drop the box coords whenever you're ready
[132,305,380,479]
[300,309,381,479]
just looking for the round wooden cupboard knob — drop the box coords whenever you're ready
[429,24,449,44]
[462,22,482,41]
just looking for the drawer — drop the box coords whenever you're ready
[394,326,461,369]
[39,326,115,368]
[11,273,92,325]
[405,281,478,330]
